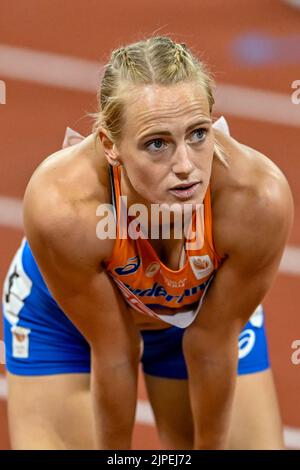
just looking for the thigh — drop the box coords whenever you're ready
[228,369,284,450]
[144,373,193,450]
[2,241,94,448]
[2,239,91,377]
[7,372,95,449]
[141,326,193,449]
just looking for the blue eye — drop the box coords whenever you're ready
[146,139,167,153]
[190,128,207,143]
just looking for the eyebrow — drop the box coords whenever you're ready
[138,119,212,140]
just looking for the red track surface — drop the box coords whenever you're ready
[0,0,299,449]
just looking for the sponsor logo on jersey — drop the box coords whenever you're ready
[114,255,141,276]
[161,274,187,288]
[145,262,160,278]
[238,329,256,359]
[11,325,31,359]
[124,279,210,304]
[189,255,214,280]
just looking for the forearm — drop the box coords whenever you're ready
[91,358,138,449]
[184,331,238,449]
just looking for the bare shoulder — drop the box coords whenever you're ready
[23,136,114,270]
[211,130,294,268]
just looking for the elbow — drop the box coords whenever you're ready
[183,326,213,365]
[91,340,141,376]
[182,325,238,369]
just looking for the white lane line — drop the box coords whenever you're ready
[0,376,299,449]
[0,196,23,229]
[136,399,155,425]
[0,45,101,93]
[283,426,300,449]
[279,245,300,275]
[214,84,300,128]
[0,376,7,400]
[0,44,299,127]
[1,195,300,276]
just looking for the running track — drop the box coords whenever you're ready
[0,0,300,449]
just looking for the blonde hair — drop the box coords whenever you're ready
[93,36,226,164]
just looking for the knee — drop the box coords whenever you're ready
[156,424,193,450]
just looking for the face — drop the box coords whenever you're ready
[110,82,214,209]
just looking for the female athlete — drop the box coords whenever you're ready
[2,36,293,449]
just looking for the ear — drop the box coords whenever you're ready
[98,128,121,166]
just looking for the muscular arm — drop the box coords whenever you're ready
[183,168,294,449]
[23,177,140,449]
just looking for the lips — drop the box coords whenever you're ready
[169,182,200,199]
[171,182,199,190]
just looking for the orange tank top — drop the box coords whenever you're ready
[62,117,229,328]
[104,166,222,328]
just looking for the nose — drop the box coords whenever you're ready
[171,143,193,177]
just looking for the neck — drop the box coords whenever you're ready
[119,166,198,242]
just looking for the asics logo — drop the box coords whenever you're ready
[238,329,256,359]
[114,255,141,276]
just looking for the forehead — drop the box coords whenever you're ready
[121,82,210,136]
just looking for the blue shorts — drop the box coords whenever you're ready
[2,239,270,378]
